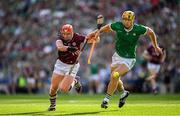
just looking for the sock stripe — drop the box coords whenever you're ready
[50,98,56,101]
[106,93,111,99]
[49,94,57,106]
[49,94,57,99]
[106,93,111,96]
[103,93,111,102]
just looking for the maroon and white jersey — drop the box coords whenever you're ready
[147,45,164,64]
[58,33,85,64]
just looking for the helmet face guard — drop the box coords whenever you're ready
[122,11,135,22]
[61,24,73,33]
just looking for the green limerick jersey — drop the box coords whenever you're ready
[111,22,147,58]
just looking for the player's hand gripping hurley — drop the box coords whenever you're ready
[68,39,88,75]
[87,15,104,64]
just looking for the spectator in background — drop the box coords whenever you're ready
[0,70,10,94]
[16,73,27,93]
[88,64,99,94]
[143,44,166,94]
[27,73,36,94]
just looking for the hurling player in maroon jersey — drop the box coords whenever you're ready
[48,24,95,111]
[143,44,166,94]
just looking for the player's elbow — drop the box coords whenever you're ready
[147,27,155,36]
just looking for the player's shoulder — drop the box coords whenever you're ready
[73,33,85,42]
[111,21,123,30]
[133,23,148,34]
[134,23,146,29]
[112,21,123,26]
[74,33,85,38]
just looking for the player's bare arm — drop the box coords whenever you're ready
[146,27,163,55]
[143,50,152,61]
[99,24,112,33]
[86,32,96,43]
[95,24,112,39]
[160,50,166,63]
[86,32,100,44]
[56,40,78,52]
[56,40,68,51]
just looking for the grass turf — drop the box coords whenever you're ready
[0,94,180,116]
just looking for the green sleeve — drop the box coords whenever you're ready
[138,24,147,35]
[110,22,122,31]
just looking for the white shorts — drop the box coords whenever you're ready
[147,62,160,73]
[111,52,136,70]
[89,74,99,81]
[27,78,35,85]
[53,59,80,77]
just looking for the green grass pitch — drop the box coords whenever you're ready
[0,94,180,116]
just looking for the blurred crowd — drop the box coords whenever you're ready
[0,0,179,94]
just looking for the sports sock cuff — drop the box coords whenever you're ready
[49,93,57,99]
[104,97,110,102]
[105,93,111,99]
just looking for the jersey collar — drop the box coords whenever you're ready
[124,25,134,32]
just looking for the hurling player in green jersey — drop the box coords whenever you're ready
[93,11,163,109]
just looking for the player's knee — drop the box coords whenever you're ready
[111,71,121,79]
[49,87,57,95]
[59,86,69,93]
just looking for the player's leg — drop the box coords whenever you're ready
[59,75,82,93]
[74,75,82,93]
[59,75,75,93]
[109,64,128,94]
[115,67,130,108]
[113,64,130,108]
[70,63,82,93]
[48,73,64,111]
[146,69,158,94]
[101,53,135,109]
[101,64,129,109]
[59,63,82,93]
[88,74,99,94]
[146,63,160,94]
[88,79,95,94]
[111,65,126,92]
